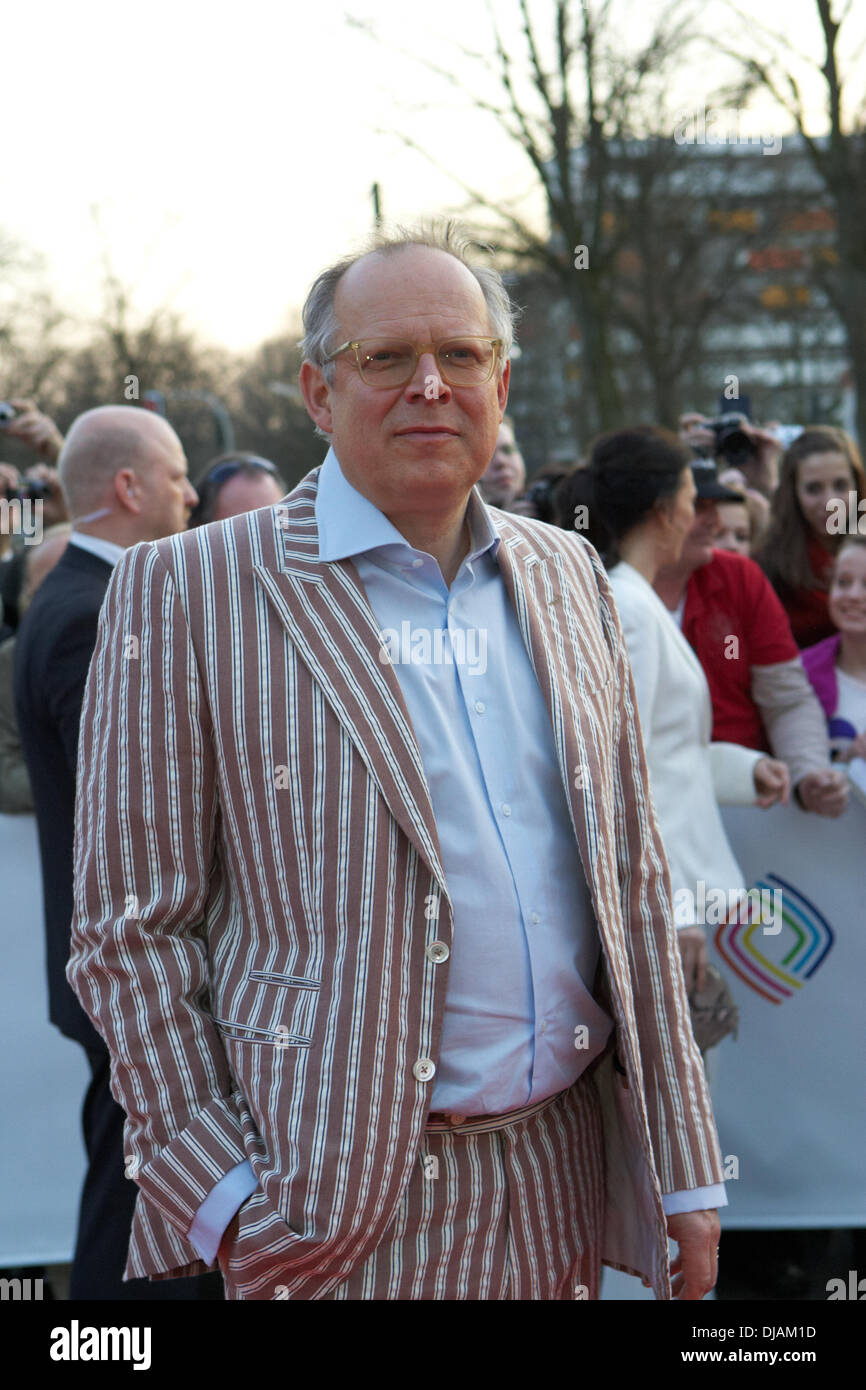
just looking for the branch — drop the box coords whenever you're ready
[377,127,564,272]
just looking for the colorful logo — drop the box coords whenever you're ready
[713,874,836,1004]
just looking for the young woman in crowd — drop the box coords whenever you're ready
[801,535,866,764]
[756,427,866,648]
[567,427,790,998]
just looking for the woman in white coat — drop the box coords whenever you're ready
[571,427,791,995]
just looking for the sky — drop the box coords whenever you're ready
[4,0,861,354]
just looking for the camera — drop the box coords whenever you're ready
[707,414,756,469]
[0,478,50,503]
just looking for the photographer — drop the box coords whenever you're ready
[0,402,68,635]
[679,410,783,500]
[0,399,68,525]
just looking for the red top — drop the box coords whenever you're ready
[681,548,799,750]
[776,536,837,649]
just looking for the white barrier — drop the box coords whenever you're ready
[3,772,862,1271]
[0,813,88,1265]
[715,779,866,1229]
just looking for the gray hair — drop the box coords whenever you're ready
[300,219,519,390]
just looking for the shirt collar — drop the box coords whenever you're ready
[314,445,500,567]
[68,531,127,568]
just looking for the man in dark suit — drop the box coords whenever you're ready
[13,404,222,1299]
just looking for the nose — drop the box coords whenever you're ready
[405,349,451,402]
[185,480,199,508]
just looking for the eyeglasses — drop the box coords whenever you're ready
[322,337,504,388]
[205,457,279,489]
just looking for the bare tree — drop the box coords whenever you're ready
[725,0,866,442]
[226,334,325,487]
[356,1,800,439]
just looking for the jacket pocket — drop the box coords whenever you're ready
[247,971,320,991]
[212,970,322,1049]
[212,1017,312,1048]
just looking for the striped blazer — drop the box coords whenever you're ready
[67,466,724,1299]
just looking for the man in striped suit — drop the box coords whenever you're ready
[68,223,726,1300]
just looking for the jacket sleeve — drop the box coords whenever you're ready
[66,539,248,1279]
[588,546,725,1196]
[707,740,762,804]
[751,658,832,785]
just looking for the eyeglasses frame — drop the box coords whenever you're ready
[321,336,505,388]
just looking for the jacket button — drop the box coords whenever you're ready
[426,941,450,963]
[413,1058,436,1082]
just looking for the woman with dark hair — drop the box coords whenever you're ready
[188,453,287,528]
[755,426,866,648]
[573,427,789,1000]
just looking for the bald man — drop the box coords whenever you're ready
[12,407,221,1300]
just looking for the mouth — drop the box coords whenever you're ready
[395,425,459,438]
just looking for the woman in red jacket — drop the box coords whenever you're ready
[757,426,866,648]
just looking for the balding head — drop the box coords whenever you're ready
[57,405,197,543]
[59,406,178,514]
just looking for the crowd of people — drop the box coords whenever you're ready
[477,409,866,796]
[474,408,865,1299]
[0,223,863,1303]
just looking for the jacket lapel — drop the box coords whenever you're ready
[252,471,448,894]
[492,518,614,907]
[253,475,616,930]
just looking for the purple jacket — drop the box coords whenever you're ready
[801,633,841,721]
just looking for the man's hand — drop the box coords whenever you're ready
[5,399,64,462]
[753,756,790,808]
[677,926,708,994]
[796,768,850,817]
[666,1209,720,1300]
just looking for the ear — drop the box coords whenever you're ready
[497,358,511,415]
[299,361,334,436]
[113,468,141,515]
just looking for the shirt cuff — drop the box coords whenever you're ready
[662,1182,727,1216]
[187,1159,259,1264]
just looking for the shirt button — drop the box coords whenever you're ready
[531,912,540,925]
[501,803,511,817]
[413,1058,436,1082]
[411,558,424,569]
[426,940,450,963]
[541,1021,547,1034]
[448,1114,466,1125]
[474,701,485,714]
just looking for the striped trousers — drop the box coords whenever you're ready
[324,1066,606,1300]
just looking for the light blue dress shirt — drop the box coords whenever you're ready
[188,448,725,1263]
